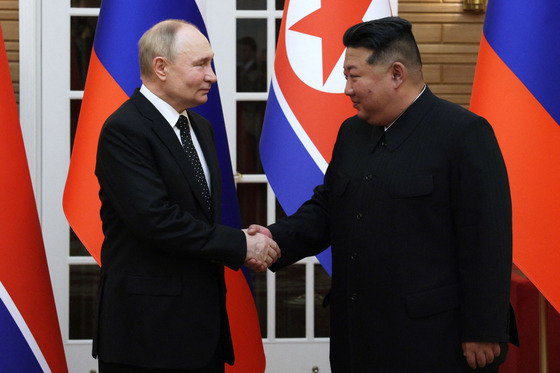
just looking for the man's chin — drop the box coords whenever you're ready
[196,95,209,106]
[356,111,368,121]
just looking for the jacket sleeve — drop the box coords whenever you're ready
[451,117,513,342]
[269,182,332,270]
[268,121,351,270]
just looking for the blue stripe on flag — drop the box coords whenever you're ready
[483,0,560,124]
[260,85,332,274]
[0,299,42,372]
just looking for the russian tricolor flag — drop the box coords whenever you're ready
[0,24,68,372]
[62,1,264,371]
[260,0,396,274]
[470,1,560,311]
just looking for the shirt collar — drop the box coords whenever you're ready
[140,84,186,129]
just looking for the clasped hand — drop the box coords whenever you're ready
[243,225,280,272]
[462,342,501,369]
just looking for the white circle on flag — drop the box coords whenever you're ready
[285,0,345,93]
[284,0,394,93]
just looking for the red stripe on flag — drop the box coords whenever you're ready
[471,35,560,312]
[225,268,265,372]
[63,49,129,265]
[0,24,68,371]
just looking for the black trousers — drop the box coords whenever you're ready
[98,348,224,373]
[99,360,224,373]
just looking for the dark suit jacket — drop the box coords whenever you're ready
[269,87,517,372]
[93,89,247,370]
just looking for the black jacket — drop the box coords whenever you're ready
[93,89,246,370]
[270,87,517,372]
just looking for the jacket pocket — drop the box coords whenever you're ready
[125,275,182,296]
[390,174,433,198]
[406,284,459,319]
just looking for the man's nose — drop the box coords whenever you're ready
[206,67,217,83]
[344,80,353,96]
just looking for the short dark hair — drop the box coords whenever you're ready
[343,17,422,68]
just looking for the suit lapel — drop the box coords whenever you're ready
[130,90,214,222]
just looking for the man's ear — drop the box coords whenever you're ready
[390,62,406,87]
[153,57,167,81]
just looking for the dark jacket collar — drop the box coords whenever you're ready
[382,85,437,152]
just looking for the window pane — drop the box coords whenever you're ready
[276,265,305,338]
[276,18,282,47]
[69,265,100,339]
[237,19,267,93]
[70,99,81,152]
[314,264,331,337]
[70,229,91,257]
[276,0,285,10]
[70,16,97,90]
[237,101,266,173]
[71,0,101,7]
[237,183,267,228]
[251,270,267,338]
[237,0,266,10]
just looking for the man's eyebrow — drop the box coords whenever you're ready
[192,54,214,64]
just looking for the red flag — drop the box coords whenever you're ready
[0,24,68,372]
[62,0,265,371]
[470,0,560,311]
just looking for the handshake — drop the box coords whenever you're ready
[243,225,280,272]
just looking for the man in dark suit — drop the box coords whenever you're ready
[93,20,280,373]
[250,17,517,372]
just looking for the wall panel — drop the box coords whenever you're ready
[401,0,486,107]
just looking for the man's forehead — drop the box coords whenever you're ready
[178,30,213,56]
[344,48,371,68]
[345,46,373,59]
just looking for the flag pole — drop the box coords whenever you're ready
[539,292,549,373]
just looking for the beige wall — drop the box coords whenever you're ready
[400,0,486,108]
[2,1,486,108]
[1,0,18,102]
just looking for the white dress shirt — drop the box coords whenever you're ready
[139,84,211,191]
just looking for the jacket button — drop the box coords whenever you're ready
[356,213,363,220]
[365,174,373,181]
[350,293,358,301]
[350,252,358,260]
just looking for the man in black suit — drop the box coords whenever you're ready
[94,20,280,373]
[250,17,517,372]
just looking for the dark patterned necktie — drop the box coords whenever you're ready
[176,115,212,214]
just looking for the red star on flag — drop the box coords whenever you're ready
[289,0,372,84]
